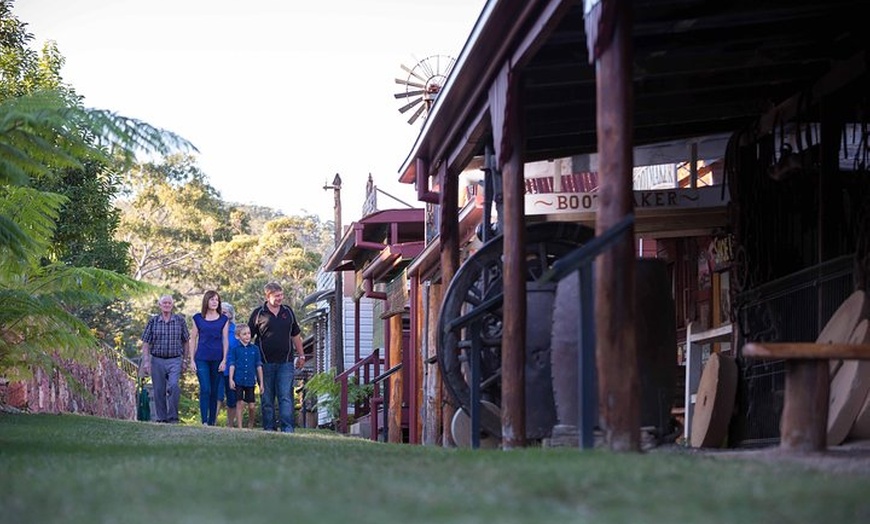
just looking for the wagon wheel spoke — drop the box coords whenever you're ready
[446,293,503,332]
[437,222,595,438]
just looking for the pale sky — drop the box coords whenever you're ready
[14,0,486,225]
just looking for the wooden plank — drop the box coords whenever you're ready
[422,282,441,446]
[410,278,421,445]
[742,343,870,360]
[388,315,403,443]
[688,323,732,343]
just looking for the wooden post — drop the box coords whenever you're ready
[409,277,421,444]
[592,0,640,451]
[389,314,404,443]
[438,161,459,447]
[354,299,360,363]
[501,68,527,449]
[425,282,444,446]
[325,174,344,373]
[781,360,829,451]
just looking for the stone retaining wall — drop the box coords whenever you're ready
[0,351,137,419]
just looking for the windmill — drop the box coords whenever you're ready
[394,54,456,125]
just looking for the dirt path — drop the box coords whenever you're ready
[654,439,870,475]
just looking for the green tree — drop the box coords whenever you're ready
[0,89,193,377]
[0,0,67,100]
[116,153,231,283]
[208,214,331,314]
[227,203,284,236]
[35,161,130,270]
[2,2,177,273]
[207,234,264,313]
[2,3,198,360]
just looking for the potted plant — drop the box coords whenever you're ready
[303,369,374,425]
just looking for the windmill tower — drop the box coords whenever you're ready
[394,54,456,125]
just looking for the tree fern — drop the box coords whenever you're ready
[0,90,194,188]
[0,89,190,379]
[0,184,63,266]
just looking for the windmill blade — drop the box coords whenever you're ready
[395,78,427,89]
[418,57,435,79]
[394,90,425,99]
[401,64,427,83]
[443,60,456,78]
[407,103,427,125]
[398,97,423,114]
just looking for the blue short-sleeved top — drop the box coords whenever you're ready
[192,313,228,362]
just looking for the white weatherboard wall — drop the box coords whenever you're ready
[317,295,377,427]
[344,296,376,370]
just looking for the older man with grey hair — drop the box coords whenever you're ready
[140,295,190,423]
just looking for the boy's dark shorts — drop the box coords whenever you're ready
[237,385,256,404]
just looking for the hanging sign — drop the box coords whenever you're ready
[525,186,727,216]
[707,234,734,272]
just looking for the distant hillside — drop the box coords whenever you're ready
[231,203,285,234]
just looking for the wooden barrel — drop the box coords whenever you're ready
[551,257,677,437]
[635,258,678,432]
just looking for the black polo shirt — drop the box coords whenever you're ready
[248,303,301,364]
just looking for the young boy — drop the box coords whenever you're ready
[228,324,264,429]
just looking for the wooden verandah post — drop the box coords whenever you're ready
[500,68,527,450]
[587,0,640,451]
[438,160,459,447]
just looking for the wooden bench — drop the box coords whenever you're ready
[742,290,870,452]
[742,341,870,451]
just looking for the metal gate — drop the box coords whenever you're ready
[733,255,855,446]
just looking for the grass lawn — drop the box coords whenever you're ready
[1,413,868,524]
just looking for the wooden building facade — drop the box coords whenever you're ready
[395,0,870,450]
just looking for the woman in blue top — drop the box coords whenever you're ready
[190,290,229,425]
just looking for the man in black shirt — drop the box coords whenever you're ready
[248,282,305,432]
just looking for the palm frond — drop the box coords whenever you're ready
[23,264,159,301]
[0,89,192,380]
[0,288,98,376]
[0,90,197,187]
[0,264,163,373]
[0,185,65,269]
[0,91,91,185]
[81,108,197,162]
[0,213,33,261]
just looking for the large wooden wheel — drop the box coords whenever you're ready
[437,222,594,438]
